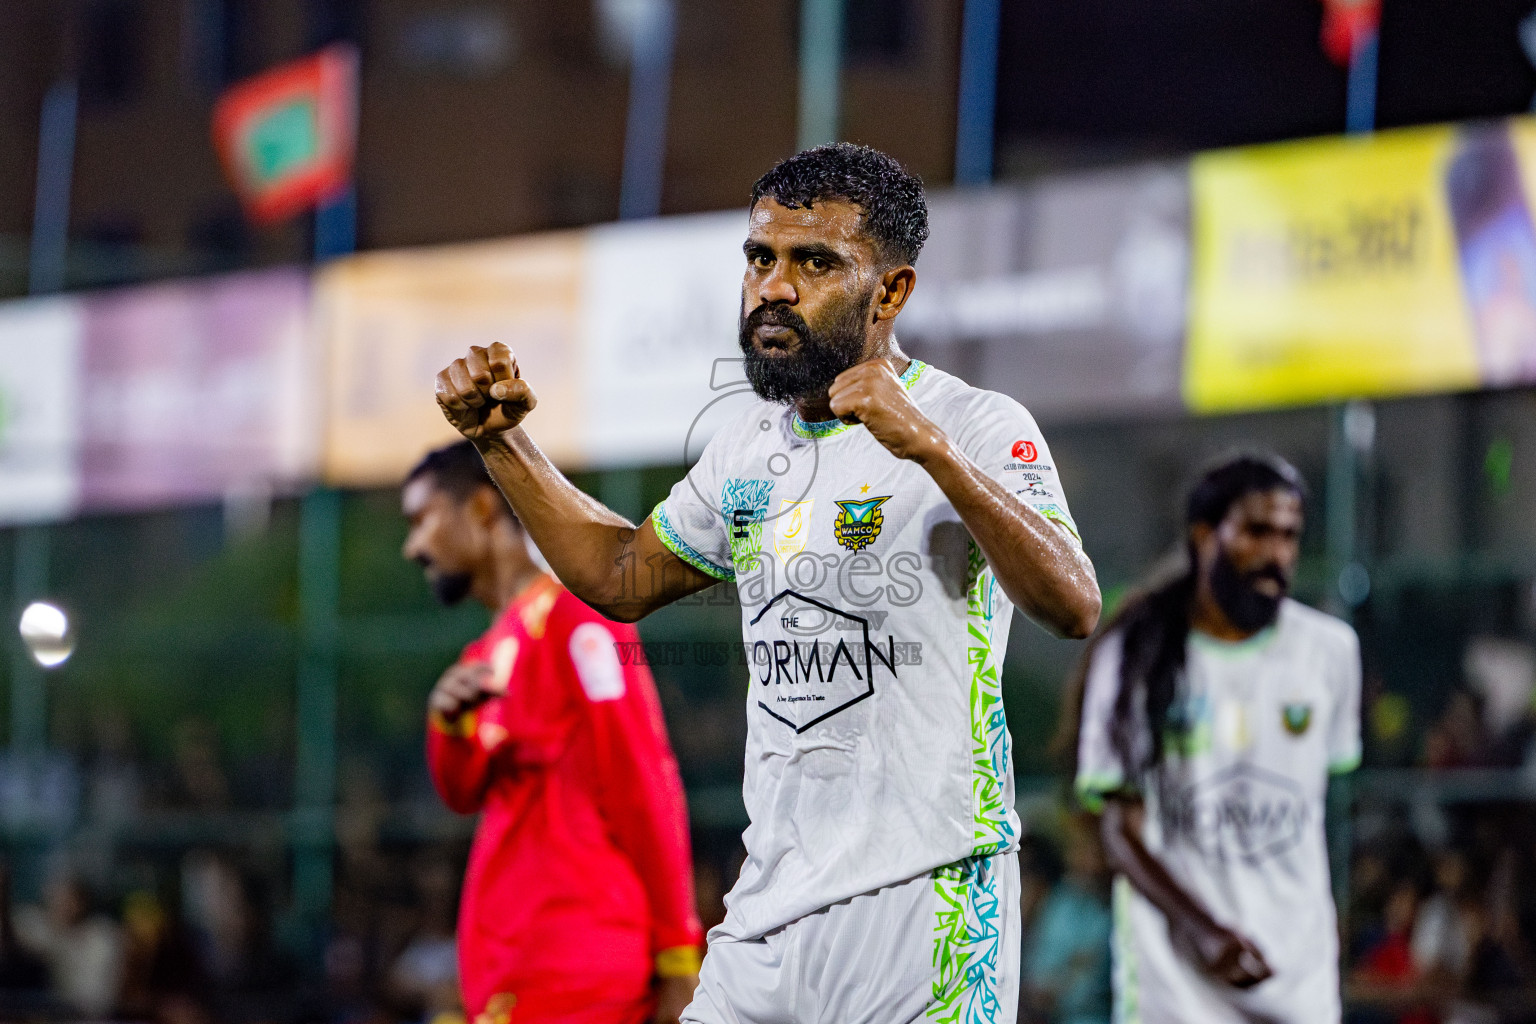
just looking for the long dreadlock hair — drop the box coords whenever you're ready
[1058,454,1307,785]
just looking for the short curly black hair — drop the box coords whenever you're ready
[750,143,929,266]
[405,440,519,523]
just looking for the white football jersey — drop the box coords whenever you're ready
[1076,600,1362,1024]
[654,359,1081,940]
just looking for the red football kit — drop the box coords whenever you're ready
[427,575,702,1024]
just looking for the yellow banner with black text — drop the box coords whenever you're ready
[1186,119,1536,411]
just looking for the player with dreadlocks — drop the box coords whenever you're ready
[1073,453,1362,1024]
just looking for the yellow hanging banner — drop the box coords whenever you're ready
[316,233,587,486]
[1183,121,1536,411]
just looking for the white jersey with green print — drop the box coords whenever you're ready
[1075,600,1362,1024]
[653,359,1081,949]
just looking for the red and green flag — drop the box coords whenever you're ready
[212,43,358,224]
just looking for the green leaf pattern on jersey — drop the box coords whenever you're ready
[965,540,1015,856]
[720,478,773,575]
[927,855,1003,1022]
[1112,876,1142,1024]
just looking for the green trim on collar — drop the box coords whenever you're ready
[790,414,853,440]
[1189,624,1279,657]
[897,358,928,388]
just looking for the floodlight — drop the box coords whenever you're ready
[18,601,73,669]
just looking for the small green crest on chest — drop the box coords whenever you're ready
[1281,702,1313,736]
[833,495,890,552]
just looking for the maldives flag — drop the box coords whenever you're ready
[1319,0,1382,66]
[212,44,358,224]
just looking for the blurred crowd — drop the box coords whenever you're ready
[1016,818,1113,1024]
[1340,640,1536,1024]
[2,633,1536,1022]
[0,701,747,1024]
[1343,801,1536,1024]
[0,833,749,1024]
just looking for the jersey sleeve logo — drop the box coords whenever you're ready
[520,586,558,638]
[487,636,519,695]
[721,478,773,573]
[569,621,625,702]
[477,721,510,753]
[832,495,890,551]
[1011,439,1038,463]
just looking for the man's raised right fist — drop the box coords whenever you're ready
[435,343,538,440]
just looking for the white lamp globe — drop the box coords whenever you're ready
[18,601,73,669]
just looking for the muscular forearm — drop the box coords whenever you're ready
[472,429,638,612]
[1100,799,1273,987]
[916,439,1100,638]
[1100,800,1219,936]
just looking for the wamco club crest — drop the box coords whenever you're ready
[833,494,890,551]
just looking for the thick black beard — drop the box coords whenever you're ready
[1209,548,1287,633]
[429,570,474,607]
[738,292,873,405]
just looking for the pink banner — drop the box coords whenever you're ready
[78,268,320,511]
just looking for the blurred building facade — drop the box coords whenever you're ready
[0,0,970,296]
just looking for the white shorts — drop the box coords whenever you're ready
[683,853,1020,1024]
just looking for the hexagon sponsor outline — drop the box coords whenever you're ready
[749,589,879,733]
[1164,761,1311,865]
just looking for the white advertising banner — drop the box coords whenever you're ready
[579,211,746,468]
[0,297,82,524]
[903,166,1190,421]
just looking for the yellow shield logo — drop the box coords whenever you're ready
[774,499,813,561]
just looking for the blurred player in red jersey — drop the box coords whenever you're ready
[401,441,703,1024]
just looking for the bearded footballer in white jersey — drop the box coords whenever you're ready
[434,144,1102,1023]
[1073,455,1362,1024]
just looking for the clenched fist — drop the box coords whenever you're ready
[1172,918,1273,989]
[828,359,947,462]
[428,662,496,724]
[435,343,538,441]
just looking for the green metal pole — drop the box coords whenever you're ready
[599,468,645,524]
[292,42,358,939]
[1326,405,1357,603]
[13,76,75,755]
[1324,400,1372,918]
[797,0,845,151]
[10,527,49,756]
[292,488,341,944]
